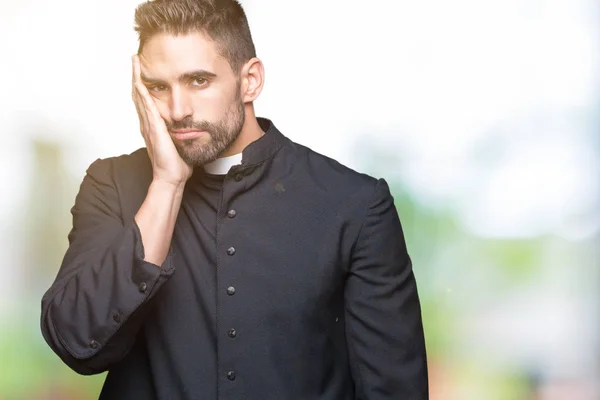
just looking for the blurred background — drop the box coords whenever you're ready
[0,0,598,398]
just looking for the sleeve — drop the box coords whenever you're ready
[40,158,175,375]
[344,178,429,399]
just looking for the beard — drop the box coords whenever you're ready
[166,92,245,167]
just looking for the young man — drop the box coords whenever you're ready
[40,0,429,398]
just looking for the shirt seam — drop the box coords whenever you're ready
[109,157,126,225]
[344,177,383,399]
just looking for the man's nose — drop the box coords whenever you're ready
[169,88,193,122]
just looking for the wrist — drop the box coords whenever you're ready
[150,178,187,194]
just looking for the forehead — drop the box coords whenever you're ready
[140,32,232,79]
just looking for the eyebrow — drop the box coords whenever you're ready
[140,69,218,85]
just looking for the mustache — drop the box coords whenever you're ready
[167,117,213,132]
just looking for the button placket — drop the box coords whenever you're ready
[221,168,246,389]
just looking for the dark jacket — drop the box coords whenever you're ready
[41,118,428,399]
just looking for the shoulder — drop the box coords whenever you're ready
[280,139,397,237]
[283,139,384,198]
[85,148,151,183]
[82,148,152,220]
[83,148,151,199]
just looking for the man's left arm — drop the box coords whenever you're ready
[345,178,428,399]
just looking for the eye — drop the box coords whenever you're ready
[148,85,168,92]
[192,77,208,87]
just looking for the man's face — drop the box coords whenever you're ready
[139,32,245,166]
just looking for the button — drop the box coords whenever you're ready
[227,371,236,380]
[89,340,99,349]
[227,286,236,296]
[139,282,147,292]
[228,328,237,338]
[227,247,236,256]
[227,209,237,218]
[235,174,243,182]
[113,313,122,323]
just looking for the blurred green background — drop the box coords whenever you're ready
[1,0,598,399]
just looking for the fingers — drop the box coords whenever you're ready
[132,55,148,113]
[132,54,141,85]
[133,92,148,137]
[131,54,171,167]
[131,55,151,138]
[132,55,147,99]
[132,55,163,126]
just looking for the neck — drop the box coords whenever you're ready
[220,104,264,157]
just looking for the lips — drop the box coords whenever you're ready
[170,130,207,140]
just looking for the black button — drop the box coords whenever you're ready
[228,328,237,338]
[235,174,243,182]
[227,371,236,380]
[139,282,147,292]
[227,209,237,218]
[227,286,236,296]
[113,313,122,323]
[227,247,236,256]
[89,340,99,349]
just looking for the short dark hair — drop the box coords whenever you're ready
[134,0,257,74]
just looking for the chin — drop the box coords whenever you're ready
[181,146,221,167]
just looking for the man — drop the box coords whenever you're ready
[40,0,429,398]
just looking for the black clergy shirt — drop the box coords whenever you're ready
[41,118,429,399]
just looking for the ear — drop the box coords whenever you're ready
[239,57,265,103]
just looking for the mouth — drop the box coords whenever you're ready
[170,130,207,140]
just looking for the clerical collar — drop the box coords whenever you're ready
[195,118,287,178]
[203,153,243,175]
[240,118,287,166]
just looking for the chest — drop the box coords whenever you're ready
[166,176,355,319]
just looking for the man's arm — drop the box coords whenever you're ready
[345,178,428,399]
[40,55,192,375]
[40,158,183,375]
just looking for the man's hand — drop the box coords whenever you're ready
[132,54,190,266]
[132,54,193,188]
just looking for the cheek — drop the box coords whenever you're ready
[150,95,171,121]
[191,89,230,120]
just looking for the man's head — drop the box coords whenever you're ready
[134,0,262,166]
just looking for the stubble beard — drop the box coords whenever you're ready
[167,94,246,167]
